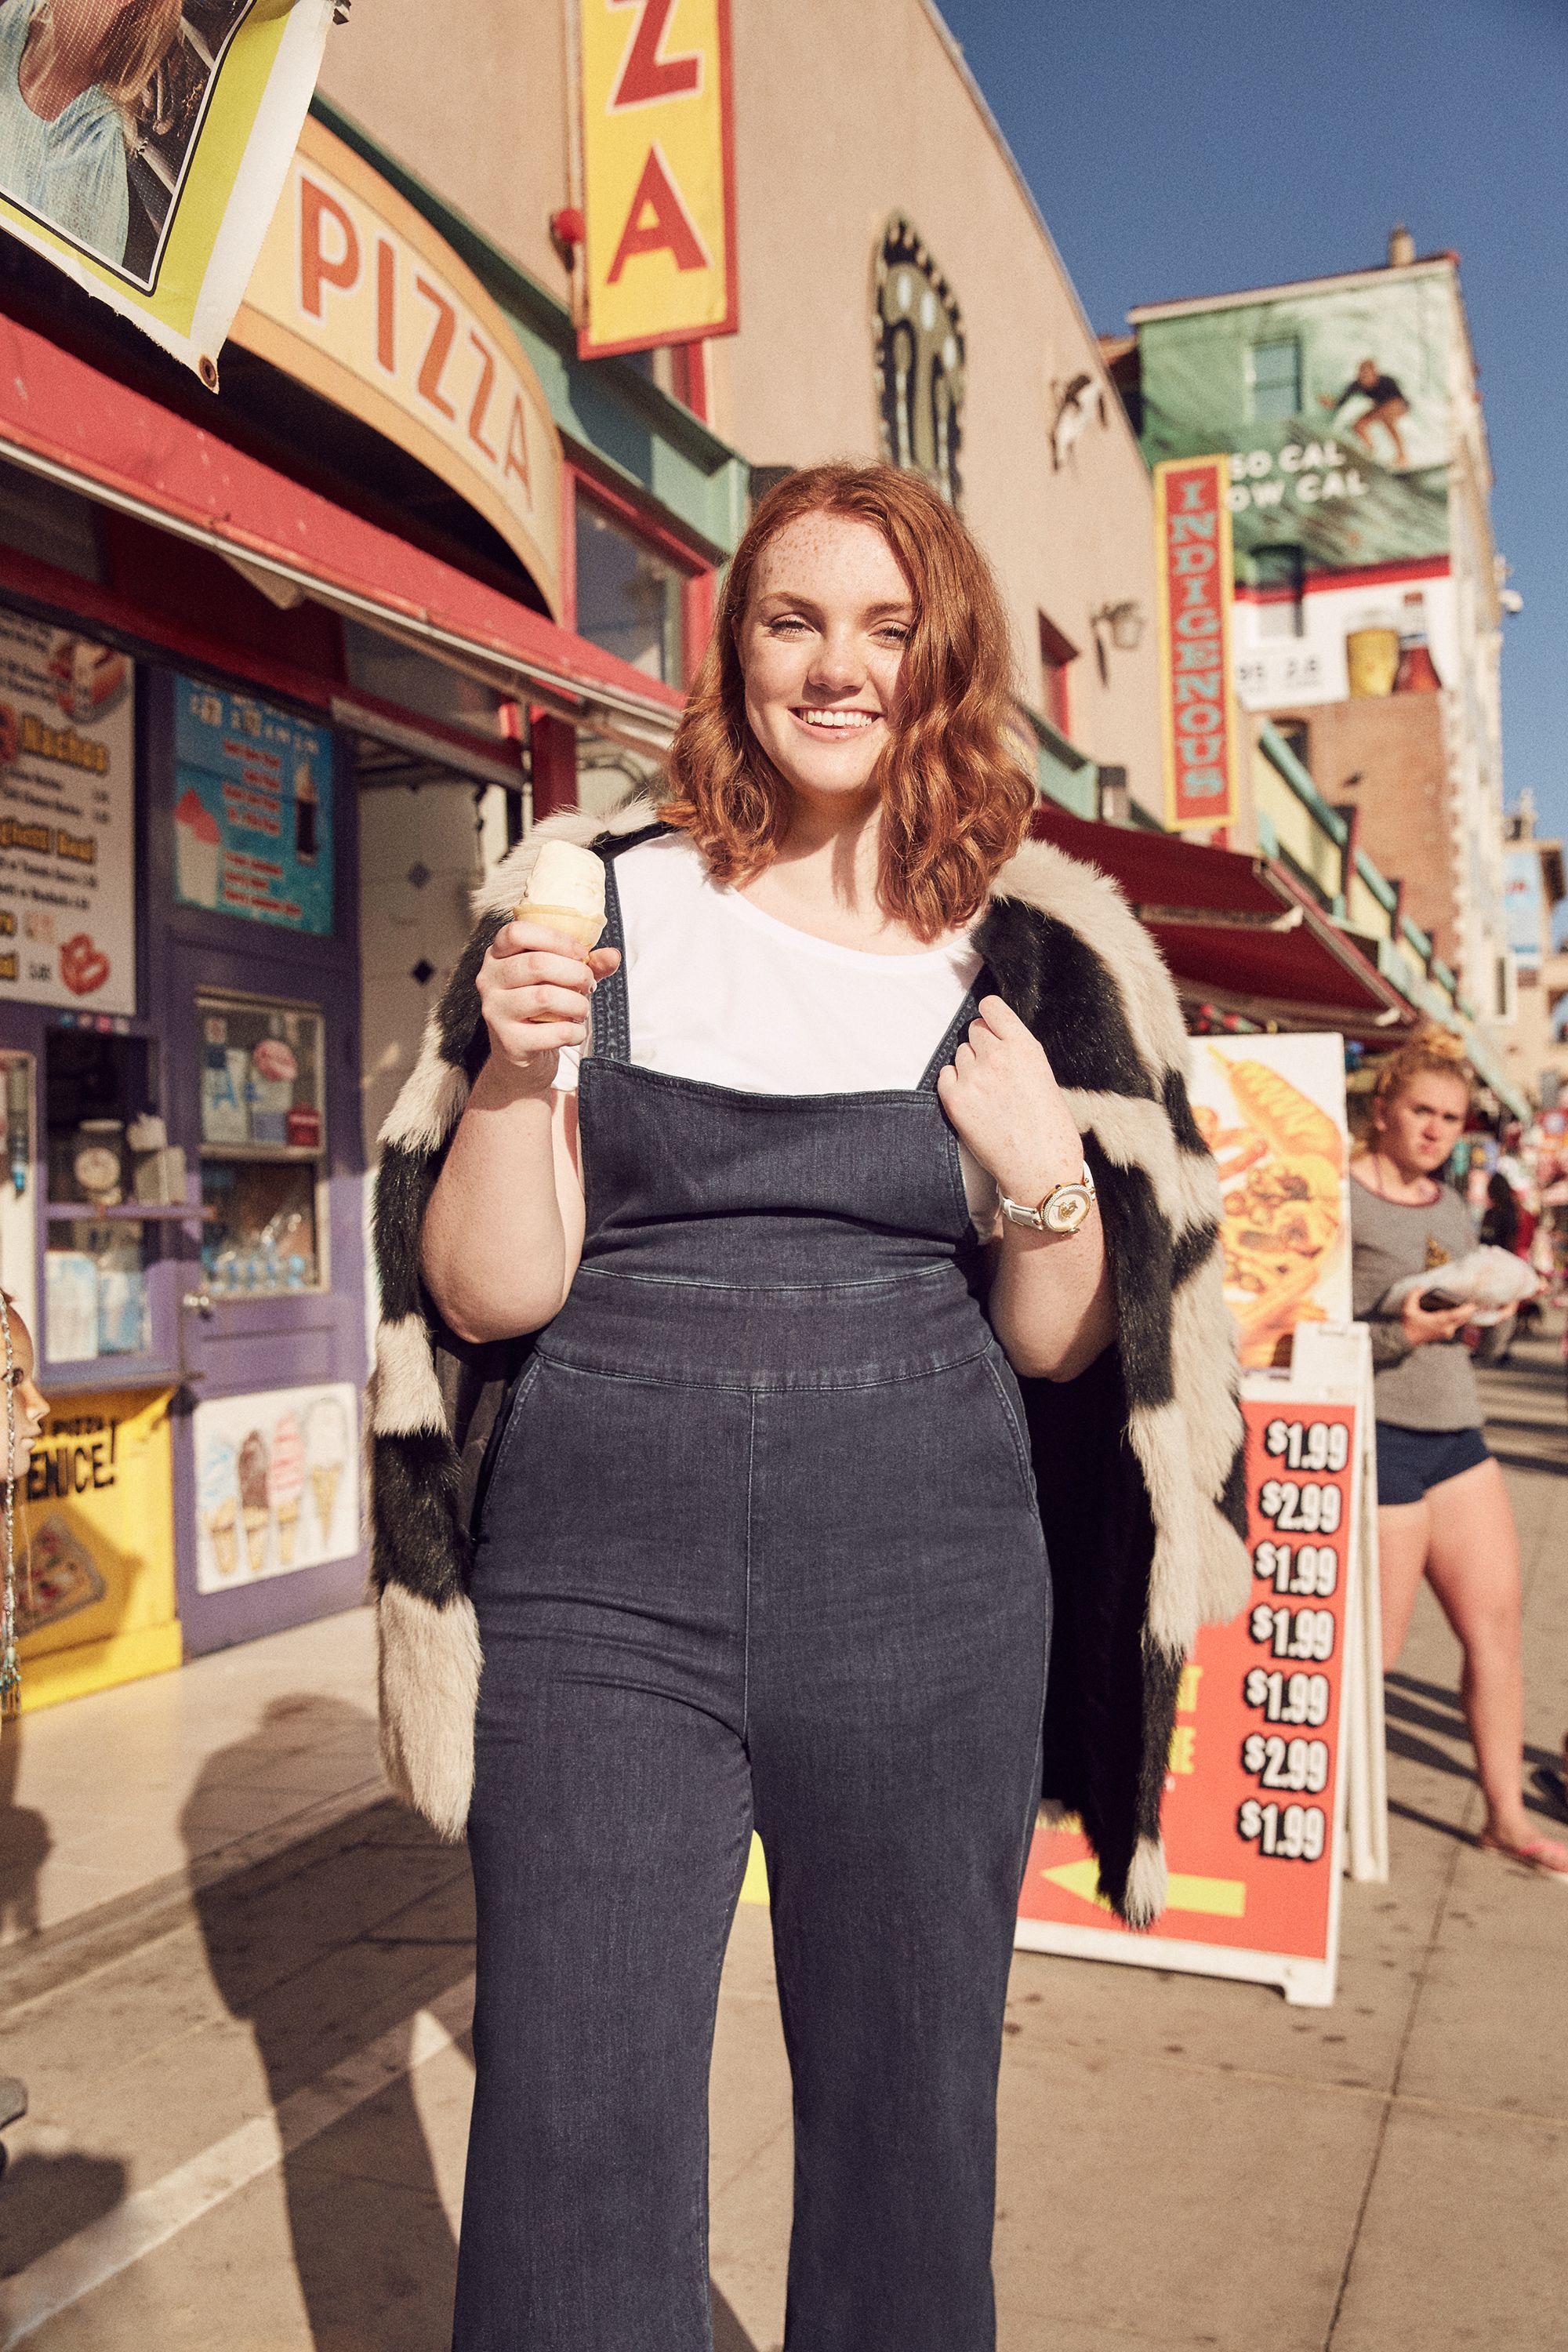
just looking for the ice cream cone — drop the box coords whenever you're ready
[242,1505,270,1575]
[514,902,604,953]
[206,1498,238,1577]
[275,1497,299,1567]
[310,1461,341,1541]
[515,842,606,997]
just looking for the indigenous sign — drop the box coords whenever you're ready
[0,0,334,383]
[0,613,136,1016]
[233,115,564,616]
[576,0,738,358]
[1154,455,1240,830]
[173,675,333,933]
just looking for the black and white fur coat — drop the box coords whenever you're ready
[368,800,1249,1926]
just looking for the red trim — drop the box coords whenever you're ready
[0,536,339,716]
[672,340,710,422]
[0,314,684,717]
[576,0,739,361]
[1233,554,1451,603]
[530,709,579,817]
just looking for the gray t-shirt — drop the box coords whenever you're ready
[1350,1174,1480,1431]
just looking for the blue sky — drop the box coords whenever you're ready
[936,0,1568,887]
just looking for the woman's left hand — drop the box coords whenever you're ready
[936,995,1085,1207]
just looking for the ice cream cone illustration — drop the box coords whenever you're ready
[305,1396,348,1544]
[206,1497,238,1577]
[198,1436,238,1580]
[270,1411,304,1567]
[238,1429,270,1576]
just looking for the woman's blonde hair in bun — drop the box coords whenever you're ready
[1371,1024,1473,1116]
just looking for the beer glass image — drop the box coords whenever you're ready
[1345,614,1399,698]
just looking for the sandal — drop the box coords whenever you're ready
[1479,1828,1568,1878]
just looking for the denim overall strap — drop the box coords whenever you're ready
[590,849,632,1063]
[915,965,995,1092]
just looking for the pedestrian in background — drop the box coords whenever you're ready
[1351,1031,1567,1877]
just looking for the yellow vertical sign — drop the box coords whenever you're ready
[577,0,739,358]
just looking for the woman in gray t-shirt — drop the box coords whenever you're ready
[1352,1032,1565,1877]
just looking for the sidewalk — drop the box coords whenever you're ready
[1,1337,1564,2350]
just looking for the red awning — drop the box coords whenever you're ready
[0,314,684,753]
[1029,804,1413,1036]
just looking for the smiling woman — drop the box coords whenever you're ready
[373,461,1248,2352]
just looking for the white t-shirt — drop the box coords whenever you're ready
[558,832,998,1230]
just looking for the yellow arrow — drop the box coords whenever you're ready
[1040,1858,1246,1920]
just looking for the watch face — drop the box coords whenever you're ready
[1044,1185,1091,1235]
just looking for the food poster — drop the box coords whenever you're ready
[192,1383,358,1592]
[1189,1035,1352,1369]
[16,1388,180,1709]
[0,614,136,1016]
[173,679,333,934]
[1018,1394,1359,2002]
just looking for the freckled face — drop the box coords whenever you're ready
[737,513,913,808]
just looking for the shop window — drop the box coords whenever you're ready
[1254,546,1305,639]
[1249,339,1303,424]
[198,994,326,1299]
[1038,614,1079,738]
[43,1029,159,1363]
[575,496,686,684]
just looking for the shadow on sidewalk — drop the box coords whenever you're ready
[181,1696,470,2350]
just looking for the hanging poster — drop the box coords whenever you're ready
[1189,1033,1352,1370]
[192,1380,358,1592]
[0,612,136,1016]
[0,0,336,384]
[174,674,333,931]
[576,0,738,358]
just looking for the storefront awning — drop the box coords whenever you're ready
[0,314,684,755]
[1029,804,1414,1036]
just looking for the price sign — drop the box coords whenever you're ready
[1018,1392,1361,2005]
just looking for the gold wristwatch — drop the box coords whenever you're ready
[998,1162,1097,1236]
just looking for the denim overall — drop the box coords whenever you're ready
[456,855,1052,2352]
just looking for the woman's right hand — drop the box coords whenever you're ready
[1399,1290,1478,1348]
[477,920,622,1093]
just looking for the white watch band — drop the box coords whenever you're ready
[998,1161,1097,1234]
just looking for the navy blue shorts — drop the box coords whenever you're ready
[1376,1422,1490,1506]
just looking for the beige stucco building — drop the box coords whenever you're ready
[319,0,1164,815]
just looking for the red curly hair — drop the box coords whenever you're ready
[661,463,1036,940]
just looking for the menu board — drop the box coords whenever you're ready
[174,678,333,933]
[0,615,136,1014]
[1018,1369,1369,2009]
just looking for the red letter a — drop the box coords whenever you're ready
[605,145,709,282]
